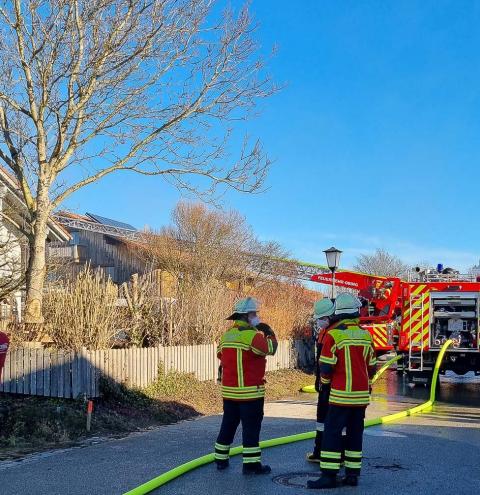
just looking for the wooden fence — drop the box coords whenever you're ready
[0,340,309,399]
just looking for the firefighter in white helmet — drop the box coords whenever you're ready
[306,298,338,463]
[214,297,278,475]
[308,293,376,489]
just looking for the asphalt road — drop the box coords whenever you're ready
[1,372,479,495]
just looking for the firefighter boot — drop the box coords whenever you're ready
[307,474,337,490]
[306,452,321,463]
[342,475,358,486]
[215,460,229,471]
[242,463,272,475]
[306,432,322,463]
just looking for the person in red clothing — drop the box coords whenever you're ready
[308,293,376,490]
[214,297,277,475]
[0,331,9,381]
[306,298,337,463]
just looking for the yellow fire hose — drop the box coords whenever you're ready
[123,340,452,495]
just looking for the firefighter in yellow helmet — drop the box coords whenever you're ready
[308,293,376,489]
[214,297,278,475]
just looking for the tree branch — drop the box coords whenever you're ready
[0,93,32,118]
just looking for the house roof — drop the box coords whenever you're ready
[56,210,91,222]
[86,212,137,231]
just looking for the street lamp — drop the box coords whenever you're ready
[324,247,342,298]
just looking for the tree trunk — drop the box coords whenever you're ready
[24,211,49,325]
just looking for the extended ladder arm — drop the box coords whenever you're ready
[311,270,402,322]
[311,271,391,291]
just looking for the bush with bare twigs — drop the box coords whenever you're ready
[254,281,316,340]
[43,268,119,351]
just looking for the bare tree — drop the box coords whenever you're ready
[468,261,480,277]
[0,0,276,323]
[131,201,292,344]
[354,249,409,278]
[140,201,287,286]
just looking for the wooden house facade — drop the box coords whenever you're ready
[49,212,146,285]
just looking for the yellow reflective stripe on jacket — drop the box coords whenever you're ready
[222,385,263,392]
[222,385,265,400]
[329,327,372,342]
[251,347,266,356]
[320,355,337,365]
[331,388,370,396]
[237,349,244,387]
[335,340,372,349]
[345,346,352,392]
[220,343,251,352]
[329,393,370,406]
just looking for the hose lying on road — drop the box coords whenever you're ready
[123,340,452,495]
[300,353,404,394]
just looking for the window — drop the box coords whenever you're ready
[104,235,120,246]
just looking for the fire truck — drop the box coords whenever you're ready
[311,267,480,385]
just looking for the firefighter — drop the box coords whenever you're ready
[307,293,376,490]
[306,298,336,463]
[214,297,278,475]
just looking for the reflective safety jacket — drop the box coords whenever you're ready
[320,318,376,407]
[217,321,278,400]
[314,323,336,392]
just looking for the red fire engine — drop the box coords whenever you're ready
[311,267,480,384]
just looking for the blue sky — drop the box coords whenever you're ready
[63,0,480,272]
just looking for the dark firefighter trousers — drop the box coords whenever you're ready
[313,388,346,459]
[320,405,366,476]
[313,389,330,456]
[215,398,264,465]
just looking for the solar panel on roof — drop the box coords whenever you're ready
[86,212,137,231]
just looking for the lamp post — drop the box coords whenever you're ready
[324,247,342,299]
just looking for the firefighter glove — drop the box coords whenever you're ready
[256,322,275,337]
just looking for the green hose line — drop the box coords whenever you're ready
[123,340,452,495]
[371,354,403,384]
[365,339,452,426]
[301,352,403,393]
